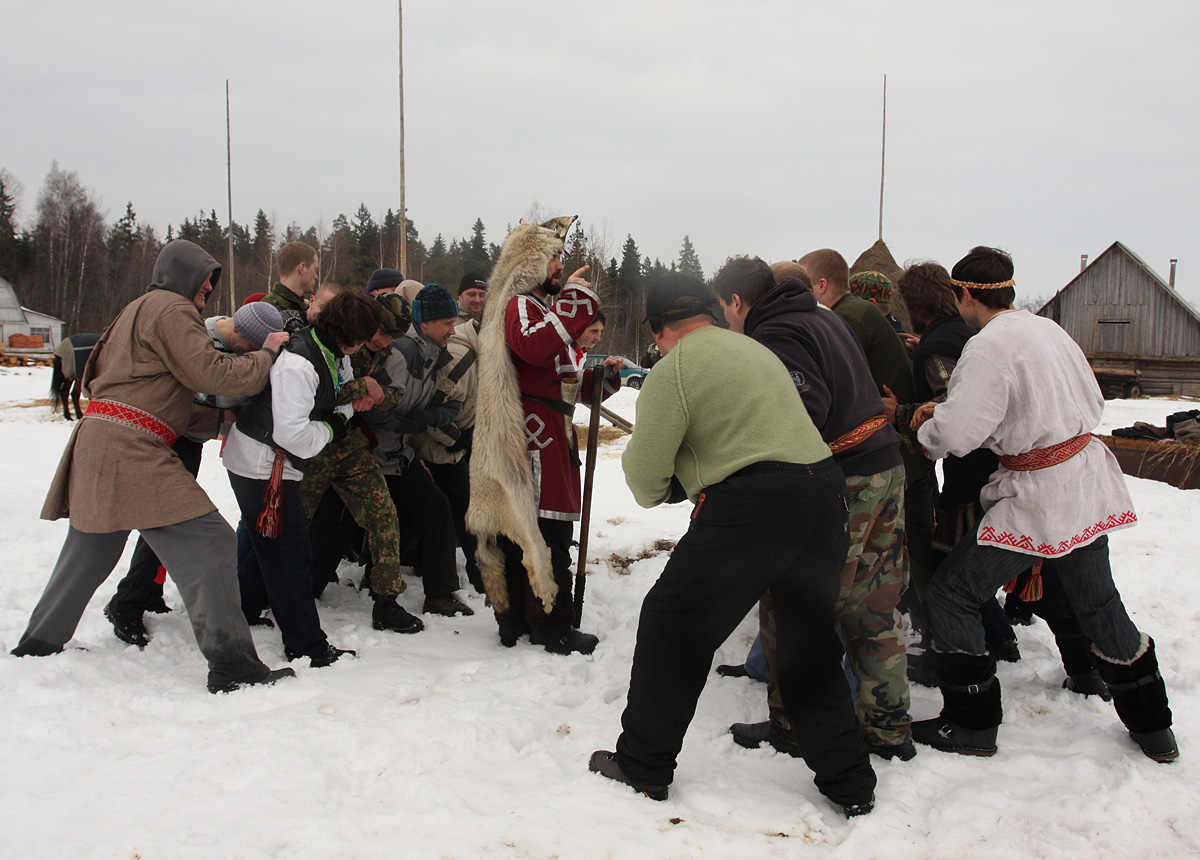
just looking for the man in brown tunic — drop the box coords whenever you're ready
[11,240,295,694]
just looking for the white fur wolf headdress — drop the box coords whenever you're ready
[467,216,577,613]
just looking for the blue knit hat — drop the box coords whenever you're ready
[367,268,404,294]
[411,284,458,323]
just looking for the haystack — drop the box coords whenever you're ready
[851,239,911,331]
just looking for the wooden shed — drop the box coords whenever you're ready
[0,277,64,350]
[1039,242,1200,397]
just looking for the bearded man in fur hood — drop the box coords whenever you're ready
[467,216,620,655]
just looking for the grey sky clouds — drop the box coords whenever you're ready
[3,1,1197,304]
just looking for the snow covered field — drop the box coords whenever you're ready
[2,366,1198,860]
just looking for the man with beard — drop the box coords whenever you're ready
[468,217,620,655]
[12,240,294,694]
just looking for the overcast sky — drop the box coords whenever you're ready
[3,1,1197,305]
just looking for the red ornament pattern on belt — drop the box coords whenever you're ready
[829,415,890,455]
[84,399,177,447]
[998,433,1091,471]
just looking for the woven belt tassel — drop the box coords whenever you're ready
[255,449,287,538]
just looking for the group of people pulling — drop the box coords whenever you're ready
[9,216,1177,820]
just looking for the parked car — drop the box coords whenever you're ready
[581,353,649,389]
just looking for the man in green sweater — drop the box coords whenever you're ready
[589,274,877,818]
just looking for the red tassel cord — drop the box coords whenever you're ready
[256,449,287,538]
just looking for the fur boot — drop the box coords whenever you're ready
[911,653,1001,756]
[466,216,577,615]
[1093,636,1178,762]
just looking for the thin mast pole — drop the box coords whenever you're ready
[878,74,886,243]
[398,0,407,276]
[226,79,236,312]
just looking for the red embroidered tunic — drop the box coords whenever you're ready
[505,285,615,520]
[917,309,1136,558]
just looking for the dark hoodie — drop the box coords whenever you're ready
[744,278,902,478]
[147,240,221,302]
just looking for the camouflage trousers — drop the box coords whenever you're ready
[298,429,405,597]
[763,463,910,746]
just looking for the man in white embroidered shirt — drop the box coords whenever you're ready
[909,245,1177,763]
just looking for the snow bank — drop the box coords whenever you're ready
[2,368,1197,859]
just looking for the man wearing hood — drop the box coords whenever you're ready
[714,256,913,761]
[361,284,473,618]
[12,240,294,694]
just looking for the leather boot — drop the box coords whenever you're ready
[1094,637,1178,762]
[911,652,1001,756]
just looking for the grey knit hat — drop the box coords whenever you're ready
[232,301,285,349]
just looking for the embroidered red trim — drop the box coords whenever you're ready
[999,434,1091,471]
[979,511,1137,557]
[829,415,890,455]
[84,399,177,447]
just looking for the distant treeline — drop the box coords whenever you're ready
[0,163,707,359]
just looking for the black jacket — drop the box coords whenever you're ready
[744,278,902,478]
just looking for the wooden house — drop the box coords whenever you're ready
[1039,242,1199,397]
[0,277,64,350]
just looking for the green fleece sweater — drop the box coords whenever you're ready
[622,324,831,507]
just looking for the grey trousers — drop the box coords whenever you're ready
[13,512,270,688]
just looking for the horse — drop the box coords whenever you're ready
[50,333,101,420]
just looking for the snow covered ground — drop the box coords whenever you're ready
[2,366,1198,859]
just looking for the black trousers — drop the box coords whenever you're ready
[109,437,205,614]
[228,473,328,658]
[498,517,575,637]
[385,465,460,598]
[615,461,876,807]
[426,458,482,590]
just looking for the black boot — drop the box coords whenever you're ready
[588,751,668,801]
[530,628,598,655]
[207,667,296,694]
[495,613,530,647]
[104,599,150,649]
[1094,638,1178,762]
[911,653,1001,756]
[286,643,357,668]
[372,595,425,634]
[1047,615,1110,700]
[906,651,941,688]
[729,720,800,757]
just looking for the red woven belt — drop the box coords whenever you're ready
[829,415,890,455]
[84,399,177,447]
[999,433,1091,471]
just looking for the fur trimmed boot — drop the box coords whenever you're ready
[1093,637,1178,762]
[911,653,1001,756]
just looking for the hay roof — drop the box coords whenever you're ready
[851,240,902,281]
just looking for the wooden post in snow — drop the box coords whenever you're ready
[398,1,407,276]
[226,80,236,313]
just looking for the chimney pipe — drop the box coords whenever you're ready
[1080,254,1088,272]
[1169,259,1177,289]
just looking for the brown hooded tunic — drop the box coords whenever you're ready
[41,240,275,532]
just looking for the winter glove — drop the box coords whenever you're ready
[447,425,474,454]
[325,413,350,442]
[665,476,688,505]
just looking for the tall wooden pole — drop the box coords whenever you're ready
[225,79,236,312]
[398,1,407,276]
[878,74,887,243]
